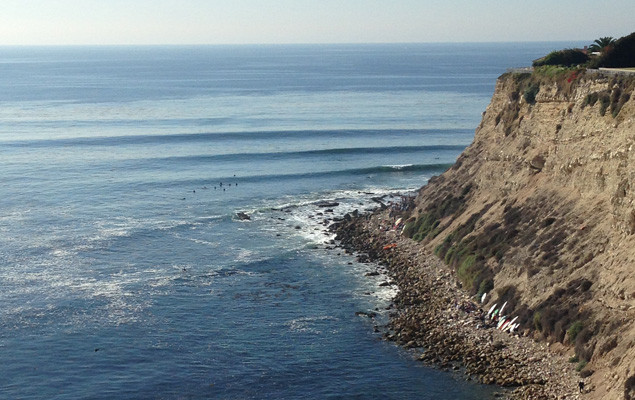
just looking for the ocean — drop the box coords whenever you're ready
[0,42,584,399]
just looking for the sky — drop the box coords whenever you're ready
[0,0,633,45]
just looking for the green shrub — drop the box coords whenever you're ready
[576,360,588,372]
[429,227,442,239]
[533,65,575,78]
[434,243,444,256]
[575,327,596,362]
[583,84,632,118]
[599,93,611,116]
[612,91,631,118]
[458,254,476,277]
[533,49,589,67]
[444,246,456,264]
[510,72,532,83]
[523,83,540,104]
[531,280,594,342]
[569,355,579,363]
[610,88,622,116]
[477,278,494,297]
[583,92,599,108]
[567,321,584,342]
[402,221,416,237]
[406,213,442,242]
[455,254,492,294]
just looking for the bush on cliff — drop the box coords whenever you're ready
[407,213,441,242]
[433,206,498,295]
[523,83,540,104]
[567,321,584,342]
[403,186,474,242]
[575,326,596,362]
[533,311,542,331]
[532,49,589,67]
[533,279,593,348]
[599,92,611,116]
[583,77,634,118]
[478,278,494,297]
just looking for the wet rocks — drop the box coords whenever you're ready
[236,212,251,220]
[316,201,340,208]
[333,210,580,400]
[355,311,377,319]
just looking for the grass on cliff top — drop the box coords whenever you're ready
[504,66,634,118]
[533,65,579,78]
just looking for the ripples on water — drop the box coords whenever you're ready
[0,42,584,399]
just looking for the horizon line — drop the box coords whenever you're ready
[0,39,592,48]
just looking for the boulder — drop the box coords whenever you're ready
[236,212,251,220]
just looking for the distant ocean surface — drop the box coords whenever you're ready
[0,42,584,399]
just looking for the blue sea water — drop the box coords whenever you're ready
[0,42,584,399]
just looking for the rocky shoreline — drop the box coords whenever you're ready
[330,207,583,400]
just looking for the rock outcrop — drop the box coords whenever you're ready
[400,70,635,399]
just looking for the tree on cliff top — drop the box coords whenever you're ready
[533,33,635,69]
[592,32,635,68]
[588,36,616,53]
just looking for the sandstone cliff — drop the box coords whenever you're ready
[402,70,635,399]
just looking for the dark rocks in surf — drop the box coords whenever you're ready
[315,201,340,208]
[236,212,251,221]
[371,197,388,209]
[355,311,377,319]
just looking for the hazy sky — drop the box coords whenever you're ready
[1,0,633,45]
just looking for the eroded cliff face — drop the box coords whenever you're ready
[406,71,635,399]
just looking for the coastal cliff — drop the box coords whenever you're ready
[336,69,635,399]
[410,70,634,399]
